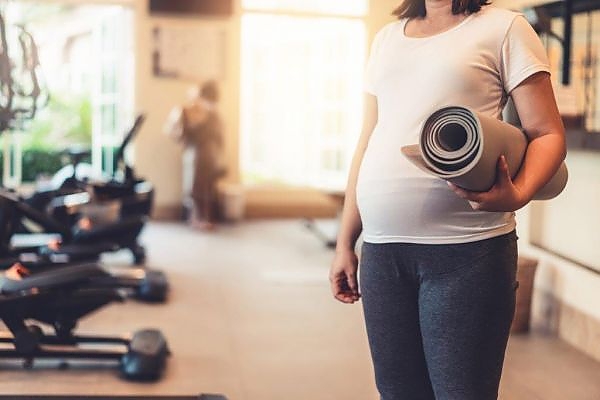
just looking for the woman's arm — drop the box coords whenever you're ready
[164,106,185,142]
[329,94,378,304]
[448,72,566,212]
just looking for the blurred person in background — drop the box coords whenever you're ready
[165,80,227,230]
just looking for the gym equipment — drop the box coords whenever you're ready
[1,189,148,264]
[0,12,47,133]
[50,114,154,220]
[0,263,170,380]
[0,257,167,303]
[0,191,168,303]
[302,188,344,249]
[401,105,569,200]
[16,115,153,264]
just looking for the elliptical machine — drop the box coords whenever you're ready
[0,189,169,303]
[0,13,169,381]
[5,187,149,265]
[18,114,153,264]
[49,113,154,221]
[0,263,170,381]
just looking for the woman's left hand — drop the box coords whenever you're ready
[447,155,527,212]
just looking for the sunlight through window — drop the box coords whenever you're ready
[241,1,368,189]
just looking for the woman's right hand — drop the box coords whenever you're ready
[329,248,360,304]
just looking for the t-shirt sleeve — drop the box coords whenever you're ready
[364,24,390,95]
[500,15,551,94]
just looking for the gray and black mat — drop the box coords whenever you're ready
[401,105,568,200]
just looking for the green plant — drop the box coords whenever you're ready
[21,149,65,182]
[23,92,92,150]
[0,148,67,184]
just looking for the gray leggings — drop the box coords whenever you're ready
[360,232,518,400]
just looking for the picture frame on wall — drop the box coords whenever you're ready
[149,0,233,16]
[151,25,227,82]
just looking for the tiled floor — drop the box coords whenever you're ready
[1,220,600,399]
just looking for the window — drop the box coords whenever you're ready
[0,3,134,187]
[91,8,135,176]
[240,0,368,189]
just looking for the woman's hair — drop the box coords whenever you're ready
[392,0,491,18]
[201,80,219,103]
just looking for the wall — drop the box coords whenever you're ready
[529,151,600,271]
[367,0,399,35]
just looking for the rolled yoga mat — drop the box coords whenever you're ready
[401,106,568,200]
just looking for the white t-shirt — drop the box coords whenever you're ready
[356,6,550,244]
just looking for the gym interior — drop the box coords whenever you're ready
[1,0,600,399]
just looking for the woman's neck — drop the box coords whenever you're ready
[423,0,454,20]
[405,1,469,38]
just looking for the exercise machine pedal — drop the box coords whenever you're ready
[121,329,170,381]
